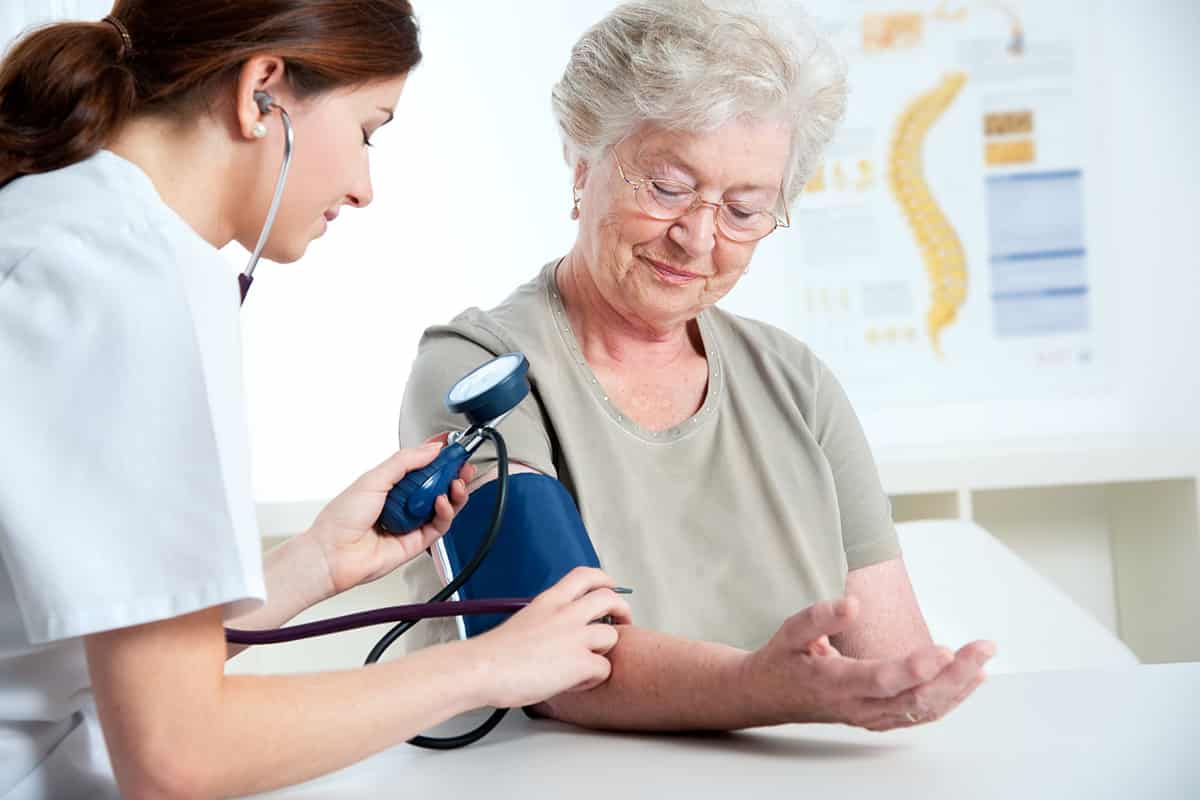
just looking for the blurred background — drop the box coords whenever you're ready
[4,1,1197,671]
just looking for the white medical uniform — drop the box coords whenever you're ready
[0,151,267,798]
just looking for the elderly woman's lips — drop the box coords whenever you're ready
[644,257,701,283]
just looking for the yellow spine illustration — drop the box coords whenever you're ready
[888,72,968,357]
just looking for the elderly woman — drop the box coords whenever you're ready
[400,0,994,732]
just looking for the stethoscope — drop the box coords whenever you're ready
[224,93,537,747]
[237,91,293,304]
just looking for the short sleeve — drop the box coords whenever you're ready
[0,231,264,644]
[810,359,902,570]
[399,319,557,478]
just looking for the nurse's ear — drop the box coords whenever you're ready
[233,56,289,141]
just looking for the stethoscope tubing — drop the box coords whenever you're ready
[225,598,530,645]
[239,101,294,302]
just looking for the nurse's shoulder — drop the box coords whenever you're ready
[0,151,201,320]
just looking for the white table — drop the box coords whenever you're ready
[248,663,1199,799]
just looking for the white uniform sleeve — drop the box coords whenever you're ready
[0,225,265,644]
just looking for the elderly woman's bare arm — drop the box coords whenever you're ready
[532,598,993,732]
[532,626,758,730]
[830,557,935,660]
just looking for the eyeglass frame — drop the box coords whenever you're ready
[608,147,791,243]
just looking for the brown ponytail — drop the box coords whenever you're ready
[0,21,136,188]
[0,0,422,188]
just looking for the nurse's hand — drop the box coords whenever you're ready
[742,596,994,730]
[464,567,633,709]
[307,436,474,597]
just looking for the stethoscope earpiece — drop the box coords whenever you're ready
[252,90,275,115]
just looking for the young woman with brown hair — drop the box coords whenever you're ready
[0,3,629,797]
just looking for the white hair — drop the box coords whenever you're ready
[551,0,847,205]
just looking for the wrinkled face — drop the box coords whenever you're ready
[572,117,791,332]
[241,76,406,263]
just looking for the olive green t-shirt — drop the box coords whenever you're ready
[396,261,900,652]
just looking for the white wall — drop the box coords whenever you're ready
[1099,2,1200,437]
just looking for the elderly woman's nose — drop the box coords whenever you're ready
[668,203,719,254]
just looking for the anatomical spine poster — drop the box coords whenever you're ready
[790,0,1101,406]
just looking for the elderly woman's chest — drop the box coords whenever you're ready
[569,409,843,540]
[589,356,710,432]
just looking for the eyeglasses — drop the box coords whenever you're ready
[611,149,790,243]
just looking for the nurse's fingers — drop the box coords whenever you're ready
[587,621,621,655]
[421,480,469,536]
[563,654,615,694]
[358,443,443,492]
[448,476,469,511]
[541,567,615,606]
[569,589,632,627]
[457,462,477,485]
[426,493,457,535]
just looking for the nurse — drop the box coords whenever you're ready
[0,2,629,798]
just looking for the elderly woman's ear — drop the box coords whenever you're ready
[573,160,589,185]
[571,160,590,220]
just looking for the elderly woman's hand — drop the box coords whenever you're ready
[741,596,995,731]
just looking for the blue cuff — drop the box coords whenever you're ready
[442,473,600,636]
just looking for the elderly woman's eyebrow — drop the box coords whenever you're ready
[638,149,778,194]
[635,148,695,176]
[726,179,780,195]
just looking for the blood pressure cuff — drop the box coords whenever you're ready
[441,473,600,636]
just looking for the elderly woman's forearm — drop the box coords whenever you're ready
[533,625,766,731]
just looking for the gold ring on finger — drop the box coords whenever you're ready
[904,711,920,723]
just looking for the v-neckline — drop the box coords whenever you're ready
[543,259,724,444]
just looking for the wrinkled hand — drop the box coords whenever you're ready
[466,567,633,709]
[743,596,995,731]
[308,435,474,596]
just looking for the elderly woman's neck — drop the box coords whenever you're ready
[556,253,704,370]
